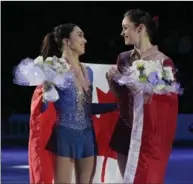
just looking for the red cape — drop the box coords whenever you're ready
[28,86,119,183]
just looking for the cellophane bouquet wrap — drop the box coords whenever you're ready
[13,56,73,102]
[114,59,183,95]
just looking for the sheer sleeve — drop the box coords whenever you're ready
[106,54,122,98]
[88,65,118,115]
[91,103,118,115]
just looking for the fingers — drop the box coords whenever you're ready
[107,67,119,79]
[110,67,117,74]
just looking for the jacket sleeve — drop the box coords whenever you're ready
[91,103,118,115]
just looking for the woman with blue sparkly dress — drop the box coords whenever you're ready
[28,23,118,184]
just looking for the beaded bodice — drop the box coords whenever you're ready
[54,66,93,130]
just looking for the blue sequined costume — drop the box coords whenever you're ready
[42,66,117,159]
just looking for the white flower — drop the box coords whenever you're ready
[59,58,67,64]
[43,56,70,74]
[142,60,163,79]
[63,63,71,71]
[156,68,163,79]
[59,58,70,71]
[154,60,163,79]
[144,62,156,76]
[45,57,54,65]
[57,67,64,74]
[130,65,140,79]
[34,56,44,65]
[52,61,61,70]
[132,59,146,69]
[143,61,155,74]
[163,66,174,81]
[130,64,137,72]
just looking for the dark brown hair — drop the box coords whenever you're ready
[124,9,159,44]
[41,23,77,59]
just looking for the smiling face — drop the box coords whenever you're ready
[121,16,141,46]
[68,26,87,56]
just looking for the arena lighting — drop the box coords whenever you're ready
[11,165,29,169]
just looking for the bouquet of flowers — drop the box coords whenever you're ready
[13,55,72,102]
[115,59,183,95]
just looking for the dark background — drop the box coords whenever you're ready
[2,1,193,146]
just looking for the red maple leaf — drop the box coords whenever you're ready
[92,88,120,182]
[93,88,120,159]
